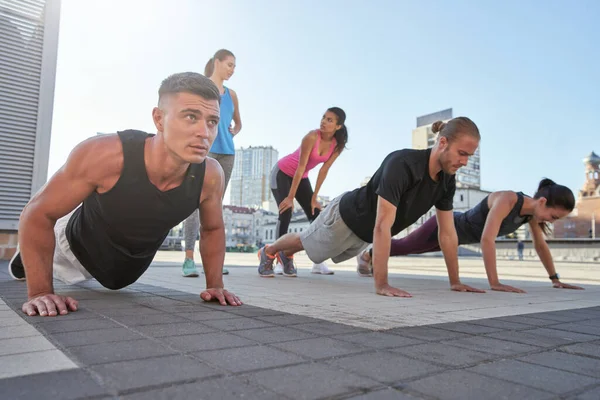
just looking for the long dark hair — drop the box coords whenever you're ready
[204,49,235,77]
[327,107,348,154]
[534,178,575,235]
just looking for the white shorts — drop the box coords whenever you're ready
[51,208,93,285]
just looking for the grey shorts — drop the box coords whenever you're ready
[299,194,369,264]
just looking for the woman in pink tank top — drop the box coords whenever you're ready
[268,107,348,276]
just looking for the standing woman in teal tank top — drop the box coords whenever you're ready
[181,49,242,277]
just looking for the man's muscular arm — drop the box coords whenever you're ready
[198,158,243,306]
[20,135,123,316]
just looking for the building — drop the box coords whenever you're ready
[261,210,311,245]
[553,151,600,238]
[230,146,278,208]
[0,0,61,260]
[412,108,481,189]
[223,205,279,248]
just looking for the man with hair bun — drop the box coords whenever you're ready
[258,117,482,297]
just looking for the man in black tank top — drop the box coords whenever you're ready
[11,72,242,317]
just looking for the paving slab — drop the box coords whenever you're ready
[2,254,600,399]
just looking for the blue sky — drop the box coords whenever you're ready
[48,0,599,204]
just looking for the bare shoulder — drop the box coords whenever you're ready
[228,88,238,99]
[488,190,518,207]
[303,130,319,142]
[65,134,124,189]
[202,157,225,194]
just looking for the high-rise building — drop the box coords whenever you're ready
[412,108,481,189]
[230,146,279,208]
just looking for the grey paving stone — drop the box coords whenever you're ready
[254,314,323,326]
[431,321,504,334]
[486,329,584,348]
[133,297,189,307]
[108,313,189,327]
[92,354,221,392]
[495,315,559,326]
[0,336,54,356]
[393,343,498,367]
[406,370,553,400]
[326,351,445,383]
[271,337,369,360]
[51,327,143,347]
[525,327,599,342]
[33,317,122,333]
[160,294,208,303]
[560,340,600,359]
[0,369,108,400]
[163,332,256,352]
[96,306,166,317]
[441,335,541,356]
[573,385,600,400]
[75,299,139,310]
[547,322,600,336]
[27,308,101,322]
[293,321,369,336]
[193,345,306,373]
[579,319,600,328]
[518,351,600,378]
[154,304,216,313]
[388,326,471,342]
[200,317,275,331]
[178,309,241,322]
[244,362,380,400]
[120,376,282,400]
[336,332,423,349]
[221,307,285,318]
[467,359,599,394]
[68,338,176,365]
[231,326,318,343]
[469,318,556,331]
[526,312,594,323]
[346,388,424,400]
[134,321,216,338]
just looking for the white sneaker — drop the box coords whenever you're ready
[311,262,334,275]
[274,262,284,275]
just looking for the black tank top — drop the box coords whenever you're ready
[453,192,531,245]
[66,130,206,289]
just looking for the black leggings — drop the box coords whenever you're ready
[272,169,320,238]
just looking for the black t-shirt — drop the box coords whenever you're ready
[338,148,456,242]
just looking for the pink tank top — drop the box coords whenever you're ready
[278,130,337,179]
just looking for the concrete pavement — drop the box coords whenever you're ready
[1,252,599,399]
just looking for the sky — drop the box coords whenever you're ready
[48,0,600,204]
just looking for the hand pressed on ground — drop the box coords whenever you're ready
[201,288,243,306]
[22,294,78,317]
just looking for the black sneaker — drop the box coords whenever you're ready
[8,250,26,281]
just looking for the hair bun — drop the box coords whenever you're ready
[538,178,556,188]
[432,121,446,133]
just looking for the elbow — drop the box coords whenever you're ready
[438,231,457,247]
[480,236,495,248]
[373,223,391,237]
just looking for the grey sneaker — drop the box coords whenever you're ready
[257,246,275,277]
[276,251,297,277]
[357,249,373,277]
